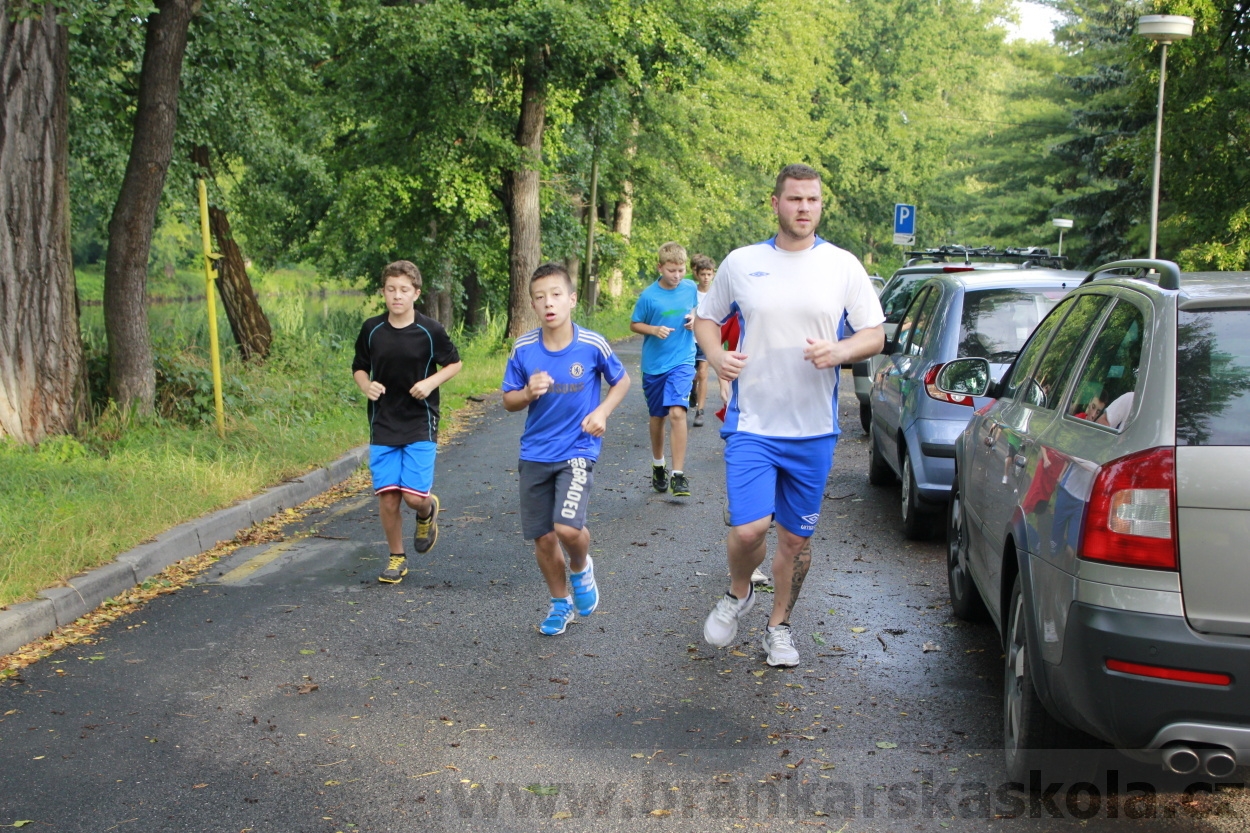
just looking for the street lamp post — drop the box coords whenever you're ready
[1136,14,1194,259]
[1052,218,1073,258]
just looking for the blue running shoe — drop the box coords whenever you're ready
[539,597,575,635]
[570,556,599,617]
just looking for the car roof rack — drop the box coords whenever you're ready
[904,245,1068,269]
[1079,258,1181,291]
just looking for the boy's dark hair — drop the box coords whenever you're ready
[773,163,821,196]
[691,254,716,273]
[381,260,422,289]
[530,261,575,292]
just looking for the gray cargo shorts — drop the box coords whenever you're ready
[518,457,595,539]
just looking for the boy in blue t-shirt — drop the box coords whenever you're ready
[502,263,631,635]
[630,241,698,497]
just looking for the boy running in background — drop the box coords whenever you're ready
[353,260,463,584]
[503,263,631,635]
[630,242,698,497]
[689,254,717,428]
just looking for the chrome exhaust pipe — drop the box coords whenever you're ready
[1162,745,1200,775]
[1201,748,1238,779]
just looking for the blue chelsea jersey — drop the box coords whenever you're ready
[502,325,627,463]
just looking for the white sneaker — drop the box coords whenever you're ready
[751,568,770,584]
[703,590,755,647]
[763,623,800,667]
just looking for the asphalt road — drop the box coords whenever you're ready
[1,337,1243,832]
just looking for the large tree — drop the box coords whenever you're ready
[102,0,200,413]
[0,3,87,443]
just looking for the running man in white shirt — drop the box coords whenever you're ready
[694,164,886,667]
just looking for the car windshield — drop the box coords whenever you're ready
[1176,309,1250,446]
[958,288,1068,363]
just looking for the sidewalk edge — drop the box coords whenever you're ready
[0,446,368,659]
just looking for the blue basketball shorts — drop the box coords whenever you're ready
[642,364,695,417]
[369,442,437,496]
[724,433,837,536]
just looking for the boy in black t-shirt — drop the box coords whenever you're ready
[352,261,463,584]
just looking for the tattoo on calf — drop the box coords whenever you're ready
[784,539,813,621]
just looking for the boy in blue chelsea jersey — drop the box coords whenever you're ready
[630,241,698,497]
[502,263,631,635]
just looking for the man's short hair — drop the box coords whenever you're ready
[381,260,422,289]
[530,261,575,292]
[658,241,688,266]
[691,254,716,273]
[773,163,822,196]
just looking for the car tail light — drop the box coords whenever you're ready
[924,364,974,406]
[1080,446,1177,570]
[942,266,976,273]
[1106,658,1231,687]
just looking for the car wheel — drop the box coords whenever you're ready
[868,429,895,486]
[859,402,872,434]
[900,449,931,540]
[947,476,987,621]
[1003,573,1097,783]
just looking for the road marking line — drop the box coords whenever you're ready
[216,496,371,584]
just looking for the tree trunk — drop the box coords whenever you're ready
[208,205,272,361]
[503,49,545,338]
[464,267,485,331]
[103,0,200,413]
[0,5,86,443]
[192,146,272,362]
[608,119,638,299]
[437,289,453,330]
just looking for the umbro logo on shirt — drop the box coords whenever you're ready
[748,271,770,277]
[800,512,821,526]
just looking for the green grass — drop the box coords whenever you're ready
[0,298,635,607]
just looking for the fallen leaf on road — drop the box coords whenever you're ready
[650,809,672,817]
[631,753,645,758]
[299,650,315,655]
[876,741,898,749]
[192,783,208,789]
[552,811,572,819]
[730,650,748,657]
[751,670,766,677]
[850,627,866,634]
[811,634,827,646]
[922,642,942,653]
[524,784,559,796]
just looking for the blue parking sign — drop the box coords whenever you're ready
[894,203,916,236]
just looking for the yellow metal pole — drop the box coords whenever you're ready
[197,178,226,437]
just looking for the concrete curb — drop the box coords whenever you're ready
[0,445,369,659]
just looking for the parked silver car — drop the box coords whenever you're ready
[940,259,1250,780]
[852,247,1069,433]
[868,269,1079,538]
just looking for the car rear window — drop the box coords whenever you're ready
[1176,309,1250,446]
[958,288,1068,363]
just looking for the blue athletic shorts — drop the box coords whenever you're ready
[724,433,837,536]
[695,344,707,363]
[642,365,695,417]
[369,442,437,496]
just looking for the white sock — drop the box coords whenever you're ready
[672,470,683,476]
[653,458,665,467]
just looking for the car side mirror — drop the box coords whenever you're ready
[936,357,991,398]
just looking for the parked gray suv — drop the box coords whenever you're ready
[939,259,1250,780]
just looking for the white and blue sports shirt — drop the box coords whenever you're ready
[697,237,885,439]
